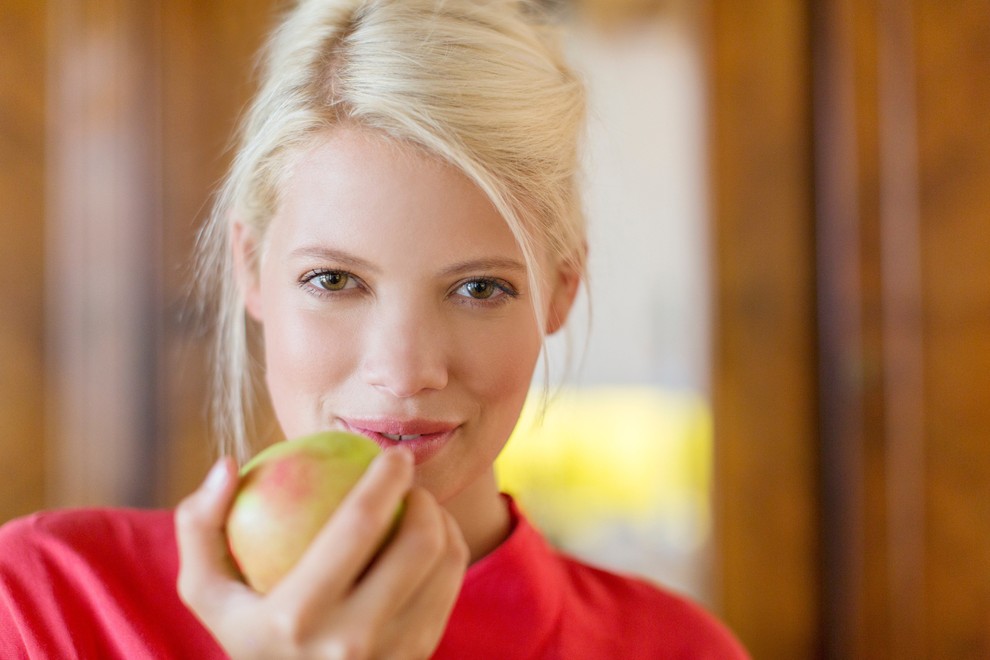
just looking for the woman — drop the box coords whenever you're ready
[0,0,747,657]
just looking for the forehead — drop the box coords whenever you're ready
[265,126,523,266]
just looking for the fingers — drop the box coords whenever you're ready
[272,447,415,602]
[386,506,468,652]
[349,487,449,621]
[358,490,469,648]
[174,457,248,612]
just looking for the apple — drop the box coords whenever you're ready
[225,430,390,594]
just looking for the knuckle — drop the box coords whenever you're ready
[173,499,194,531]
[324,631,372,660]
[343,491,391,536]
[441,514,469,566]
[405,519,445,558]
[266,605,309,646]
[173,496,204,534]
[175,572,198,608]
[341,505,387,545]
[449,531,470,566]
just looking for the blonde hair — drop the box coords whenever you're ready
[197,0,587,463]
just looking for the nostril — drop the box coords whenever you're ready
[363,351,448,397]
[369,365,448,398]
[362,310,449,396]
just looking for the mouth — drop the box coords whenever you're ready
[338,417,459,465]
[380,433,423,442]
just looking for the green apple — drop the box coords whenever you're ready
[225,430,388,594]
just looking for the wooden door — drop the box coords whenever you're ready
[0,0,48,523]
[813,0,990,657]
[710,0,990,657]
[39,0,278,510]
[707,2,822,657]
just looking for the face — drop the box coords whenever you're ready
[235,126,578,508]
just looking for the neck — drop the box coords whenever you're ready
[442,470,512,564]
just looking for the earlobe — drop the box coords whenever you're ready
[545,259,583,336]
[231,221,264,322]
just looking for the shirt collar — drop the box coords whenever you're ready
[433,496,564,658]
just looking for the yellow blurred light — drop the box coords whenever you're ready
[496,386,712,548]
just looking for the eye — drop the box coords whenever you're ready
[464,280,497,299]
[453,277,518,304]
[301,269,356,293]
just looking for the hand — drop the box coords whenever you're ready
[175,448,469,659]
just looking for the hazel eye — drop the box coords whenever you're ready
[453,277,517,304]
[311,271,351,291]
[318,272,348,291]
[464,279,496,299]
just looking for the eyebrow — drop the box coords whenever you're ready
[289,246,526,278]
[438,257,527,278]
[289,246,381,274]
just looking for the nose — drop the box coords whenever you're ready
[360,300,449,398]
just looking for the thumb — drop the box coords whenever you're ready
[175,457,245,609]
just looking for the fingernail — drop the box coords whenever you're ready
[385,446,413,465]
[203,459,230,493]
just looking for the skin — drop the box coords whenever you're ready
[175,126,580,658]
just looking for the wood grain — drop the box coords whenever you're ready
[813,0,990,656]
[915,1,990,656]
[706,1,822,657]
[157,0,281,505]
[46,0,164,508]
[0,0,47,524]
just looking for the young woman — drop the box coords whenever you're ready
[0,1,747,657]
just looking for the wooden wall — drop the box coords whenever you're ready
[0,0,48,523]
[40,0,279,511]
[0,0,277,519]
[914,4,990,656]
[707,1,822,657]
[711,0,990,657]
[812,0,990,657]
[156,0,280,505]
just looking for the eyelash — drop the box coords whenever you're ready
[453,276,519,307]
[299,269,360,299]
[298,269,519,307]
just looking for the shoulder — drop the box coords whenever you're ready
[555,554,750,659]
[0,508,222,658]
[495,498,749,657]
[0,507,176,579]
[0,507,174,555]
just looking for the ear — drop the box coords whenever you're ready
[231,221,264,322]
[544,254,584,336]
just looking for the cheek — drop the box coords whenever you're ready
[460,317,543,424]
[259,290,357,436]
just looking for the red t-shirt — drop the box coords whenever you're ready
[0,499,747,659]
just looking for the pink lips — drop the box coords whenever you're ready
[339,417,458,465]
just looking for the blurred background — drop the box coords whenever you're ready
[1,0,988,658]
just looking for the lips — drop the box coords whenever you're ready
[381,433,422,442]
[338,417,458,465]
